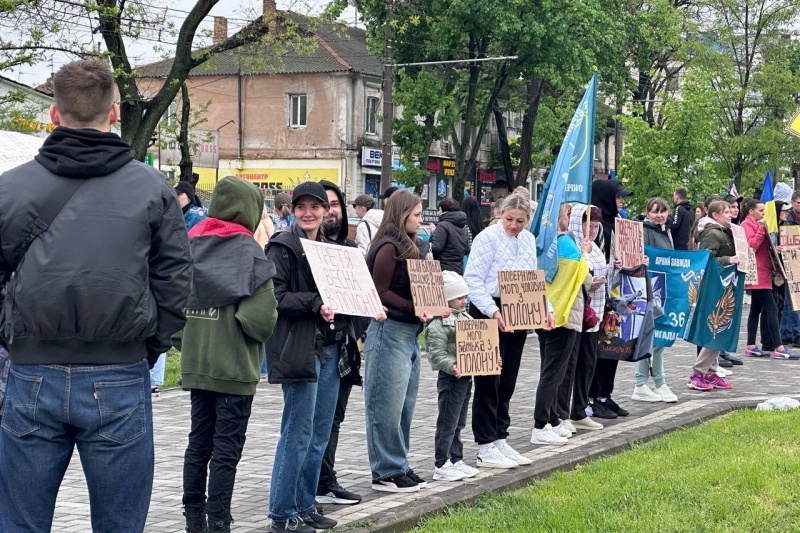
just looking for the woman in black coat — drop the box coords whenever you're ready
[430,197,471,274]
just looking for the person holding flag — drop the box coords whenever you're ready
[741,198,798,359]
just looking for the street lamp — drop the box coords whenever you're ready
[215,119,235,183]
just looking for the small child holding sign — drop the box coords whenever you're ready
[426,271,499,482]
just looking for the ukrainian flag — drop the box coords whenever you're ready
[761,171,778,234]
[546,234,590,327]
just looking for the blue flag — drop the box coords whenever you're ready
[531,72,598,282]
[645,246,712,347]
[761,171,778,233]
[683,260,745,352]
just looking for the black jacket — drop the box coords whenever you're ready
[430,211,471,274]
[591,179,619,261]
[0,127,192,365]
[670,200,694,250]
[265,225,326,383]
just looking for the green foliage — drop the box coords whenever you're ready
[0,90,49,134]
[416,409,800,532]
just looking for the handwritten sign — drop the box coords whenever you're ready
[745,248,758,286]
[407,259,449,316]
[456,319,501,376]
[781,226,800,250]
[731,224,750,273]
[781,248,800,310]
[498,270,548,329]
[615,218,645,268]
[301,239,383,318]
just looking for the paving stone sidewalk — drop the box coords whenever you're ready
[51,322,800,532]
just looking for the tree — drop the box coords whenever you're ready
[0,1,280,160]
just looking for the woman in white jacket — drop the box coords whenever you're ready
[464,193,553,469]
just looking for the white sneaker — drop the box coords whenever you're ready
[496,442,533,465]
[561,419,577,434]
[571,417,604,430]
[477,445,518,469]
[548,423,573,439]
[451,460,479,478]
[631,384,663,402]
[530,427,568,445]
[653,384,678,403]
[433,461,467,482]
[716,367,732,377]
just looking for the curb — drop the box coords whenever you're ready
[342,398,761,533]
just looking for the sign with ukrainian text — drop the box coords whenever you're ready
[301,239,383,318]
[615,218,646,268]
[456,319,501,376]
[498,270,548,329]
[781,226,800,250]
[781,248,800,311]
[731,224,750,273]
[407,259,449,317]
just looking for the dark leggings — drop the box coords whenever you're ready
[747,289,780,350]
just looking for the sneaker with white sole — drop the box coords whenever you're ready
[496,442,533,465]
[653,384,678,403]
[548,423,573,439]
[571,417,603,430]
[561,419,577,434]
[371,474,420,493]
[530,427,568,445]
[433,461,467,482]
[451,460,479,478]
[477,445,518,469]
[631,384,662,402]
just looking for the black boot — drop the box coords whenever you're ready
[183,504,208,533]
[208,517,232,533]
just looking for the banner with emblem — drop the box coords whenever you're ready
[683,260,746,352]
[644,246,712,347]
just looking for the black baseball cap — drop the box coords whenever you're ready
[614,181,633,197]
[381,186,399,199]
[291,182,328,205]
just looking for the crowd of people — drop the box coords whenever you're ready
[0,60,798,533]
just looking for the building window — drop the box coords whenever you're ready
[290,94,307,127]
[366,96,379,134]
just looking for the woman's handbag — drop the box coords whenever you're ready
[582,288,600,331]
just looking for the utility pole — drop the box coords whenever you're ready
[379,0,393,201]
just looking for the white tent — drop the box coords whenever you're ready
[0,131,44,174]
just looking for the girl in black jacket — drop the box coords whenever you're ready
[430,197,471,274]
[265,182,340,533]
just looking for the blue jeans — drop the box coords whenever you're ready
[0,361,153,533]
[635,345,666,387]
[363,319,421,480]
[150,352,166,386]
[780,285,800,344]
[269,346,339,521]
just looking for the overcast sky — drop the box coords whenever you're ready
[6,0,358,87]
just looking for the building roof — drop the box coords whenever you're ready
[0,74,54,99]
[137,12,382,79]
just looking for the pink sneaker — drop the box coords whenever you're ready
[705,373,732,389]
[687,373,713,391]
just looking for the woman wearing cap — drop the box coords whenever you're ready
[364,190,432,493]
[464,193,553,468]
[265,182,349,533]
[272,191,294,232]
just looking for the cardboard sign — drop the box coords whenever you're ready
[745,247,758,286]
[781,226,800,250]
[300,239,383,318]
[781,248,800,310]
[498,270,548,329]
[407,259,449,316]
[456,319,501,376]
[615,218,646,268]
[730,224,750,273]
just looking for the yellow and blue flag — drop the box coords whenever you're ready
[531,71,598,283]
[761,171,778,234]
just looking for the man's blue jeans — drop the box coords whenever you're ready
[0,360,154,533]
[269,346,339,522]
[363,319,421,480]
[150,352,166,387]
[780,285,800,344]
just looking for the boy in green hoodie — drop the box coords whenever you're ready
[425,271,486,482]
[175,176,278,533]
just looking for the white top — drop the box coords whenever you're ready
[464,222,540,318]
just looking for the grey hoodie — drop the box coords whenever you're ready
[356,208,384,256]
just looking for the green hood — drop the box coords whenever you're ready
[208,176,264,232]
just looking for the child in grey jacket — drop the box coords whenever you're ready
[425,271,487,482]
